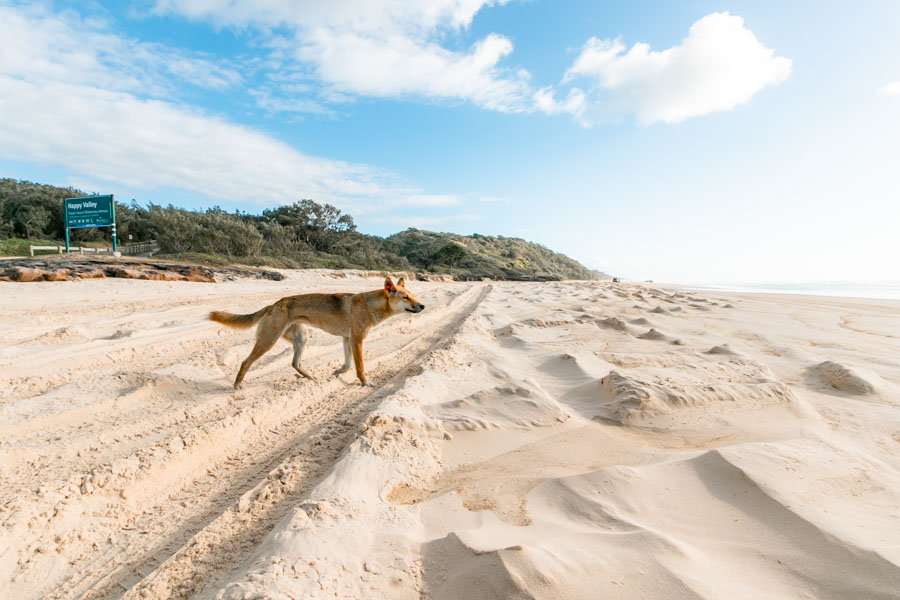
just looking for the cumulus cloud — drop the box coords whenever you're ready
[533,85,587,118]
[151,4,789,125]
[564,12,792,124]
[153,0,531,112]
[879,81,900,97]
[0,4,451,211]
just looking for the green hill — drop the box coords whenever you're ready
[0,178,603,280]
[385,229,596,280]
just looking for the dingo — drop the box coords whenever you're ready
[209,277,425,389]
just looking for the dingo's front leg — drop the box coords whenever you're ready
[350,336,373,387]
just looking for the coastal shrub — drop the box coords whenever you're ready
[0,178,600,280]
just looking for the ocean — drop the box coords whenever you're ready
[684,282,900,301]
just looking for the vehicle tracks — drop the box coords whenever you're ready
[0,278,489,599]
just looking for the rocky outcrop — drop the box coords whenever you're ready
[0,258,285,283]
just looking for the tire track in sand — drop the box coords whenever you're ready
[45,284,490,600]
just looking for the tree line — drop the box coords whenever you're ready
[0,178,597,280]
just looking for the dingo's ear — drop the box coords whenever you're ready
[397,277,406,287]
[384,277,396,296]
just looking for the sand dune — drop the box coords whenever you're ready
[813,360,890,395]
[1,274,899,598]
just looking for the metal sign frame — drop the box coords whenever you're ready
[63,195,117,253]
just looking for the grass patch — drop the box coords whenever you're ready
[153,252,233,266]
[0,238,62,256]
[0,238,116,257]
[155,253,363,270]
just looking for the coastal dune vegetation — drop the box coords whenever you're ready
[0,178,600,281]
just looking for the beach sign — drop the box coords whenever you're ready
[63,195,117,252]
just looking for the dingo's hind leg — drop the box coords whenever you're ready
[234,322,283,389]
[332,337,352,377]
[284,323,314,379]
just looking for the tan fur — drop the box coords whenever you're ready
[209,277,424,389]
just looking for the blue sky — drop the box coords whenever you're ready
[1,1,898,282]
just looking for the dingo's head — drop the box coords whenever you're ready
[384,277,425,314]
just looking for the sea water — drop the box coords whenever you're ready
[685,282,900,301]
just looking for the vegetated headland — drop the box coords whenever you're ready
[0,178,607,281]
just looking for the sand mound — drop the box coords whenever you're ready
[637,328,672,342]
[426,379,569,431]
[707,343,741,355]
[596,316,640,336]
[595,352,686,369]
[28,326,90,345]
[577,370,799,424]
[419,533,531,600]
[597,316,629,330]
[537,352,608,383]
[519,317,577,328]
[814,361,887,395]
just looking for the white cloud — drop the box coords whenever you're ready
[297,30,529,112]
[563,12,792,124]
[153,0,531,112]
[879,81,900,97]
[0,4,241,97]
[153,1,503,39]
[151,4,789,126]
[0,5,453,211]
[533,86,586,117]
[250,89,337,117]
[0,76,382,205]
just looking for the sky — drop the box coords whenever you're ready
[1,0,898,283]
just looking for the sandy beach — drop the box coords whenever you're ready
[1,271,898,599]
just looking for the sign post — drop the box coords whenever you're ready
[63,195,117,253]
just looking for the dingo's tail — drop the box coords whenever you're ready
[208,308,266,329]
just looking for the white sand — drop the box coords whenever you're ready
[1,273,899,599]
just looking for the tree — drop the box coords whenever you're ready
[430,241,469,268]
[15,204,50,239]
[262,200,356,254]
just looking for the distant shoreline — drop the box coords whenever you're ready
[679,282,900,301]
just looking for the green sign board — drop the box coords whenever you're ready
[63,194,117,253]
[64,195,115,229]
